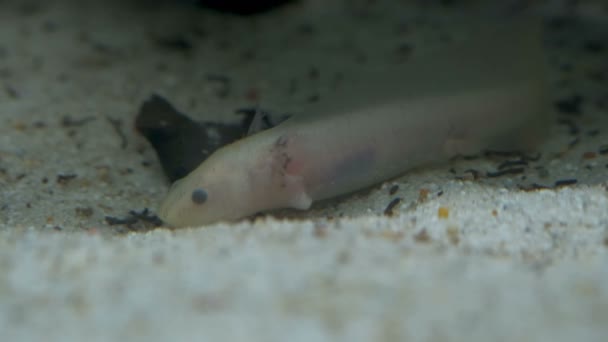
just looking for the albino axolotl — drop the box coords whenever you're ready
[158,22,549,228]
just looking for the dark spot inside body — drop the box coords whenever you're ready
[191,188,208,204]
[326,149,376,186]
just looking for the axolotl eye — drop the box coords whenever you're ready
[191,188,208,205]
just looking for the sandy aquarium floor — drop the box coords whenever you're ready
[0,0,607,341]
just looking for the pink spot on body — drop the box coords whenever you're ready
[285,157,304,175]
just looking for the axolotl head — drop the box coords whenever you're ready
[157,148,258,227]
[158,130,310,227]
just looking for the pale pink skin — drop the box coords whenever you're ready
[158,22,548,228]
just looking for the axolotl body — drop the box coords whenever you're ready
[158,22,549,227]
